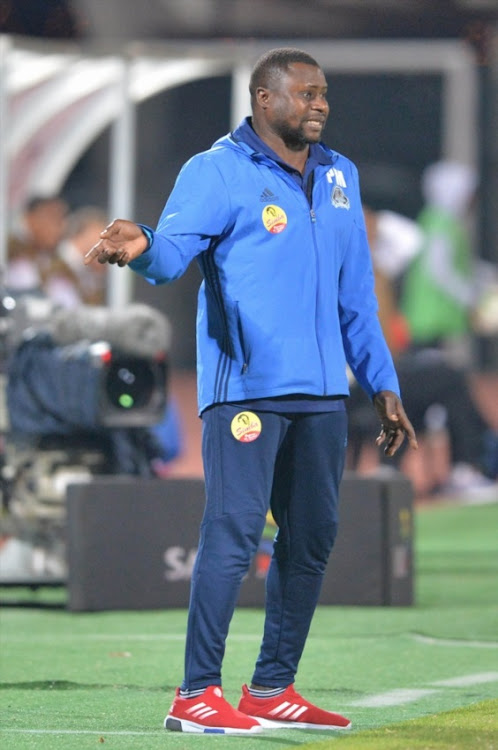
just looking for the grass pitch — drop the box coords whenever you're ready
[1,498,497,749]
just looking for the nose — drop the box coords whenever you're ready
[311,95,328,113]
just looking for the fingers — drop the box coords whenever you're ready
[84,241,127,266]
[83,220,146,266]
[375,427,387,447]
[395,403,418,451]
[399,415,418,450]
[83,243,103,265]
[372,390,418,457]
[100,221,116,237]
[384,429,405,457]
[83,220,125,265]
[376,426,404,456]
[376,416,418,457]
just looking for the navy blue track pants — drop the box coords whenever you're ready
[181,404,348,691]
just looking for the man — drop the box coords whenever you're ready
[86,47,417,735]
[58,206,109,306]
[400,160,478,368]
[6,195,80,308]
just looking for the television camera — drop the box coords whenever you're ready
[0,293,173,582]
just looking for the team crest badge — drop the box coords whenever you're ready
[331,186,350,209]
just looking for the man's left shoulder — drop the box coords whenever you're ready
[319,145,358,180]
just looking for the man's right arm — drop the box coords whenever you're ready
[85,153,231,284]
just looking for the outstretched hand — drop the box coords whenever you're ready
[84,219,148,267]
[373,390,418,457]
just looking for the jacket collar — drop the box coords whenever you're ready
[230,117,335,170]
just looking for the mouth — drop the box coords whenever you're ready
[305,119,325,129]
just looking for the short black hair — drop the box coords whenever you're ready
[249,47,320,99]
[25,195,66,213]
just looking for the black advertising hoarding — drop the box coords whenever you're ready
[66,473,413,612]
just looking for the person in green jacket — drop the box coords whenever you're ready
[401,160,478,367]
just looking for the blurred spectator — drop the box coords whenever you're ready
[400,160,478,368]
[5,195,80,308]
[363,206,422,356]
[58,206,109,306]
[347,205,497,496]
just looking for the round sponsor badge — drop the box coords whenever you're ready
[262,204,288,234]
[231,411,262,442]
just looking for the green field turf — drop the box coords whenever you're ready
[1,499,497,749]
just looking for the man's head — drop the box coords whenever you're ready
[23,195,68,251]
[421,161,478,218]
[250,48,329,151]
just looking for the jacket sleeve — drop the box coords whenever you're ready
[129,152,231,284]
[337,168,400,399]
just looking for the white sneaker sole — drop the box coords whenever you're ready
[164,715,263,734]
[249,715,352,730]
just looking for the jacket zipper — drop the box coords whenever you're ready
[306,172,327,393]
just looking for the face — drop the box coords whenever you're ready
[27,200,68,251]
[260,62,329,150]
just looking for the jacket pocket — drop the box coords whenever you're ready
[235,302,249,374]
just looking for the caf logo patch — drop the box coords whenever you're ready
[231,411,262,442]
[262,204,288,234]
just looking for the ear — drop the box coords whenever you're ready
[255,86,271,109]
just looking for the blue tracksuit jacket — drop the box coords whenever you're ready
[130,129,400,413]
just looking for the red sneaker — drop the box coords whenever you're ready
[164,686,262,734]
[238,684,352,730]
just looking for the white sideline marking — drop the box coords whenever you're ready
[412,634,498,649]
[1,633,263,643]
[4,632,498,646]
[430,672,498,687]
[350,672,498,708]
[1,729,159,735]
[351,689,437,707]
